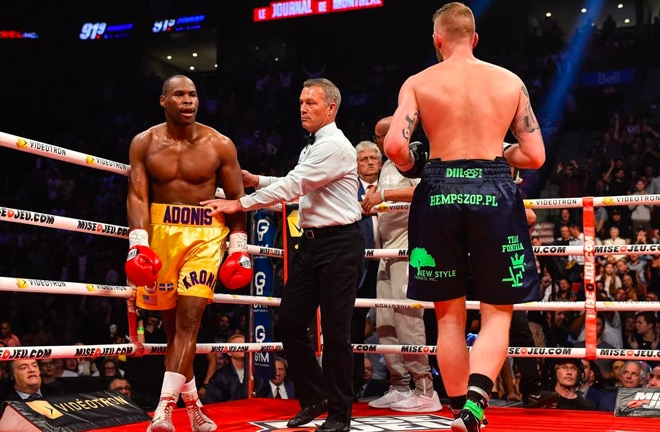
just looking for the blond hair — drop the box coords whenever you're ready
[432,2,475,43]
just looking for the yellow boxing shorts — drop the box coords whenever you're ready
[136,203,230,310]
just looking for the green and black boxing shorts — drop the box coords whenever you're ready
[406,157,540,305]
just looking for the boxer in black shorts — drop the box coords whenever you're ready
[383,4,545,431]
[407,157,539,304]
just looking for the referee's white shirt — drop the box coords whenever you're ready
[240,122,361,229]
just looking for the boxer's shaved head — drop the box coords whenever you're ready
[432,2,475,43]
[162,75,195,96]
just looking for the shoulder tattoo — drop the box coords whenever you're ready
[511,84,539,135]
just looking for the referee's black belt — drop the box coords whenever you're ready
[302,222,359,239]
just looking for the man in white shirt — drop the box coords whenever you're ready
[203,78,363,432]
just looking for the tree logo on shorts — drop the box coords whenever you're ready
[410,248,436,275]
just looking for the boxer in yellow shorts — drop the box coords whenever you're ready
[136,203,230,310]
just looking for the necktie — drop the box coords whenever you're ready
[275,386,282,399]
[26,393,43,401]
[367,184,374,190]
[306,134,316,145]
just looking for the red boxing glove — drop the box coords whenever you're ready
[126,245,162,287]
[125,229,162,291]
[219,232,253,289]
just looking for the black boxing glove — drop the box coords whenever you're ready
[396,141,428,179]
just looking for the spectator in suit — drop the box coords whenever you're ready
[1,359,65,403]
[351,140,382,399]
[357,357,389,400]
[597,361,649,411]
[264,357,296,399]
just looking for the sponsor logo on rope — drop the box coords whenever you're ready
[211,344,249,353]
[532,245,567,254]
[507,347,573,356]
[14,279,65,288]
[0,348,53,360]
[401,346,436,353]
[524,197,580,208]
[73,346,133,357]
[595,244,660,253]
[0,207,55,224]
[599,349,660,358]
[258,247,284,257]
[85,155,129,170]
[603,195,660,205]
[15,137,66,156]
[250,414,452,431]
[373,302,423,309]
[76,220,129,236]
[85,283,129,292]
[26,401,64,419]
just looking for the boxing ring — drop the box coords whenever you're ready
[2,131,660,431]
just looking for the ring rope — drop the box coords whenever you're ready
[2,342,659,361]
[7,131,660,212]
[4,205,660,259]
[3,276,660,312]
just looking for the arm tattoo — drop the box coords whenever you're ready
[401,112,419,140]
[511,85,539,135]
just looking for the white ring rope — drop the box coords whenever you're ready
[4,277,660,312]
[0,131,130,176]
[2,342,659,361]
[4,206,660,259]
[6,131,659,212]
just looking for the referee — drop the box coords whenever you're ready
[202,78,364,432]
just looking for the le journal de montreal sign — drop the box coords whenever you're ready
[254,0,383,22]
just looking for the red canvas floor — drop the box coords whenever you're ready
[93,398,660,432]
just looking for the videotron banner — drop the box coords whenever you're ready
[0,390,150,432]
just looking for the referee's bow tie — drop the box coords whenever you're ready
[306,134,316,145]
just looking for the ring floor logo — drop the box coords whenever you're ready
[250,414,452,431]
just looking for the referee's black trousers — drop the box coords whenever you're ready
[279,223,364,424]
